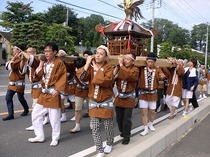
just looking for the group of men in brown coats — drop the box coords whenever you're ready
[3,42,205,157]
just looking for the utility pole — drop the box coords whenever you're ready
[149,0,162,55]
[205,23,209,67]
[66,7,69,26]
[64,6,69,46]
[150,0,155,53]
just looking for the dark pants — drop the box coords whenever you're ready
[156,88,164,112]
[5,89,29,116]
[115,106,133,139]
[189,91,199,109]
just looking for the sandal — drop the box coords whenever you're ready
[168,115,175,120]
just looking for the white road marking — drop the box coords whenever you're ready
[69,97,204,157]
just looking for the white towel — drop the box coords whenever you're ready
[184,67,196,77]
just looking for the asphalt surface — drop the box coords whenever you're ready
[0,65,168,157]
[158,113,210,157]
[1,65,209,157]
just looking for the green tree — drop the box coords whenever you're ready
[28,13,46,23]
[174,45,191,59]
[159,42,172,58]
[143,18,190,49]
[191,23,208,51]
[46,24,75,53]
[78,14,105,47]
[45,5,79,43]
[85,41,91,51]
[168,27,190,47]
[0,1,33,29]
[153,18,174,44]
[11,21,46,52]
[45,4,67,24]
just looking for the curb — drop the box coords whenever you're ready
[106,98,210,157]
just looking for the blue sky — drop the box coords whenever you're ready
[0,0,210,30]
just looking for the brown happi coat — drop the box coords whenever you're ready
[75,68,88,98]
[6,58,26,93]
[114,65,139,108]
[37,57,67,108]
[157,67,169,89]
[138,66,163,101]
[28,56,42,99]
[79,61,114,118]
[65,62,76,95]
[162,67,185,97]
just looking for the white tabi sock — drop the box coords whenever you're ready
[140,125,149,136]
[148,121,155,131]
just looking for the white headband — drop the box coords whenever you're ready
[58,49,67,56]
[96,45,110,58]
[125,54,135,61]
[14,46,22,52]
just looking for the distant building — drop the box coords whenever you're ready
[0,31,12,64]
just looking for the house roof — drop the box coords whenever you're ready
[0,31,12,42]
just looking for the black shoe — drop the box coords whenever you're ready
[20,110,29,116]
[2,115,14,121]
[122,138,130,145]
[82,113,89,118]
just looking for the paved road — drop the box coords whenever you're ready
[159,113,210,157]
[0,65,207,157]
[0,66,170,157]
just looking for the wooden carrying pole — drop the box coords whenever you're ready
[37,54,173,67]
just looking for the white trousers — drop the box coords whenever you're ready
[32,104,61,141]
[32,98,38,108]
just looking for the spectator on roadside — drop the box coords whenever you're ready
[182,58,198,116]
[197,64,208,98]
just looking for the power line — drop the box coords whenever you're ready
[73,8,119,22]
[162,1,190,24]
[38,0,121,22]
[171,0,203,23]
[39,0,55,5]
[182,0,208,22]
[98,0,123,11]
[161,0,195,29]
[176,0,205,23]
[54,0,122,20]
